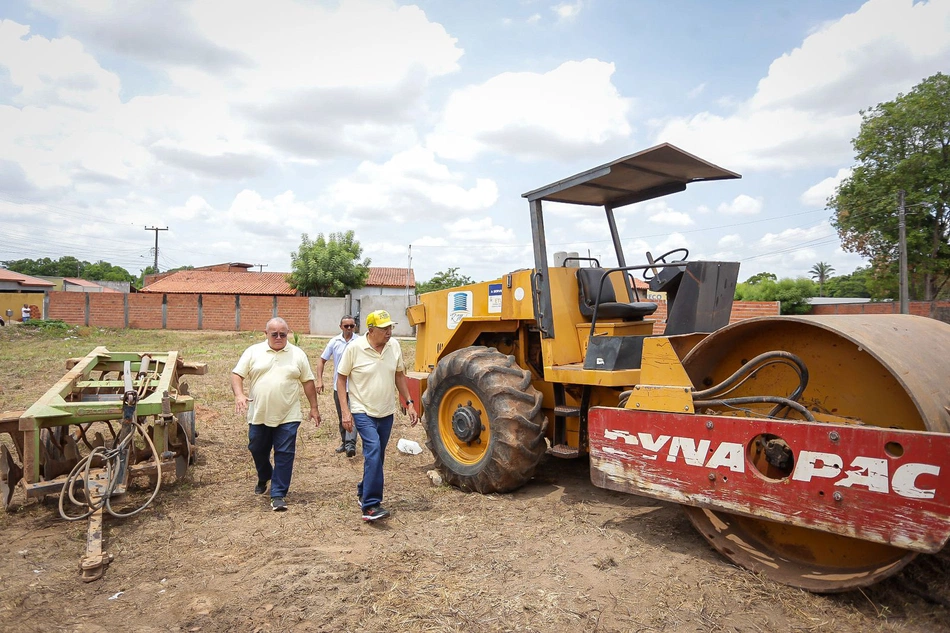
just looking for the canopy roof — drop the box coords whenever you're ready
[522,143,740,207]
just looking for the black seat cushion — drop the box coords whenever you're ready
[576,268,658,320]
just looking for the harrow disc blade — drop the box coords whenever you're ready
[1,443,23,511]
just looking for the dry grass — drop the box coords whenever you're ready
[0,324,948,632]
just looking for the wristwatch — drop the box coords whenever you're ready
[405,399,414,406]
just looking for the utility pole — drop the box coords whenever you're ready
[898,191,908,314]
[144,226,169,272]
[406,245,412,305]
[255,264,268,273]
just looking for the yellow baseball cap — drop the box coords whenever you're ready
[366,309,396,328]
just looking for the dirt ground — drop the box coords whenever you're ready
[0,325,948,633]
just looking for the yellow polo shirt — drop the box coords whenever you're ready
[337,335,404,418]
[232,341,315,427]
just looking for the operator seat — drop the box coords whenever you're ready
[576,268,658,321]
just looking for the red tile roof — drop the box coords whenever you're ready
[0,268,55,288]
[140,271,296,295]
[367,267,415,288]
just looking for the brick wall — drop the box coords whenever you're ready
[202,295,237,331]
[89,293,125,328]
[808,300,950,318]
[129,294,163,329]
[47,292,85,324]
[46,292,311,333]
[651,300,779,334]
[238,295,275,331]
[166,294,199,330]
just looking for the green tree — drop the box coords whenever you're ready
[416,267,475,294]
[830,73,950,308]
[743,272,777,285]
[823,266,872,299]
[735,277,816,315]
[287,231,370,297]
[808,262,835,297]
[4,256,133,281]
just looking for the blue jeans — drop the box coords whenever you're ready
[354,413,393,510]
[248,422,300,498]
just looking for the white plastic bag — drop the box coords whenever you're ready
[396,438,423,455]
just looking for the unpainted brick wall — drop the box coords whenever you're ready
[808,300,950,318]
[46,292,311,333]
[47,292,85,324]
[651,301,779,334]
[130,294,163,329]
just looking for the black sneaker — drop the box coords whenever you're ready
[255,480,268,495]
[362,505,390,522]
[271,497,288,512]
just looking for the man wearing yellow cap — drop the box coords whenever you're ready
[336,309,418,521]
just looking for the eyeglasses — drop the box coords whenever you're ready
[342,324,356,329]
[269,332,288,339]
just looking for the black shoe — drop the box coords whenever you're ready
[335,445,346,454]
[271,497,288,512]
[362,505,390,522]
[255,480,268,495]
[345,444,356,457]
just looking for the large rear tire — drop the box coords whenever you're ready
[423,346,547,493]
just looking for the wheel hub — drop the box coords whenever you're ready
[452,403,483,443]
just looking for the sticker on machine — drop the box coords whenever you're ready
[447,291,473,329]
[488,283,502,313]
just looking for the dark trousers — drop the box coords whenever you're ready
[248,422,300,498]
[333,390,358,448]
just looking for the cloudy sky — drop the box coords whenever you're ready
[1,0,949,284]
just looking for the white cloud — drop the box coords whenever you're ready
[717,194,763,216]
[324,147,499,222]
[1,0,465,192]
[170,195,214,221]
[427,59,632,161]
[527,13,542,24]
[801,167,852,208]
[552,1,584,21]
[648,210,694,227]
[0,20,120,111]
[654,0,950,171]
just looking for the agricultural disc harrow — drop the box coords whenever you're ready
[0,346,205,581]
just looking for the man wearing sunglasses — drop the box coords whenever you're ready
[231,317,321,512]
[316,315,359,457]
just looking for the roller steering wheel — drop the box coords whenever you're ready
[644,248,689,281]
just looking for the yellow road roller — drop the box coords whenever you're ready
[403,143,950,592]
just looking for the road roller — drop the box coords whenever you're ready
[402,143,950,592]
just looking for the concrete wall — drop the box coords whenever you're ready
[358,294,416,337]
[309,297,350,336]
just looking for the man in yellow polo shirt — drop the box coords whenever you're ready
[337,309,418,521]
[231,317,321,512]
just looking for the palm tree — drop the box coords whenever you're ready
[809,262,835,297]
